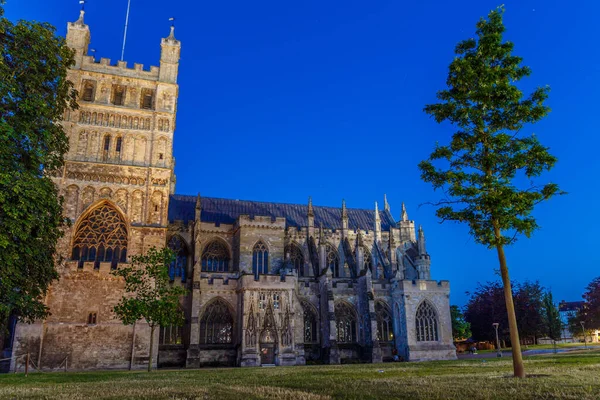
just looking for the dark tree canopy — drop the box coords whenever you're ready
[570,277,600,332]
[450,305,471,340]
[0,1,78,324]
[542,291,562,342]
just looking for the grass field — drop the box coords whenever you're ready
[1,350,600,399]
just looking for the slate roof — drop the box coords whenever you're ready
[168,194,397,231]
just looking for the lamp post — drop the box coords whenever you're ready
[492,322,502,358]
[580,321,587,350]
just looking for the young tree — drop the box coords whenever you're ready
[419,7,563,377]
[113,247,187,372]
[542,291,562,350]
[0,1,78,327]
[450,305,472,340]
[513,281,546,344]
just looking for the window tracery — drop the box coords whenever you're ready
[335,302,357,343]
[168,235,188,281]
[375,302,393,342]
[302,301,318,343]
[201,240,230,272]
[71,203,128,269]
[286,244,305,277]
[326,244,340,277]
[363,248,372,272]
[415,301,439,342]
[160,325,183,345]
[199,299,233,344]
[252,241,269,279]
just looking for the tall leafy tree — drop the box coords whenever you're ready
[513,281,545,343]
[113,247,187,372]
[450,305,471,340]
[419,7,563,377]
[0,1,77,327]
[464,281,508,342]
[542,291,562,345]
[581,277,600,330]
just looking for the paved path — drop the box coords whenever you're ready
[457,347,589,360]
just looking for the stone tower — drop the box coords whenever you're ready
[10,9,181,371]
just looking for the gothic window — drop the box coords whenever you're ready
[273,293,280,310]
[376,302,393,342]
[141,88,154,109]
[415,301,439,342]
[252,241,269,279]
[302,301,318,343]
[199,299,233,344]
[115,137,123,160]
[326,244,340,278]
[335,302,357,343]
[168,235,188,282]
[112,85,125,106]
[87,312,97,325]
[71,203,128,269]
[159,325,183,345]
[286,244,305,277]
[102,135,111,161]
[201,240,230,272]
[82,81,95,102]
[258,292,266,310]
[363,248,372,272]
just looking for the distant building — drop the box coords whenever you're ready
[558,301,599,343]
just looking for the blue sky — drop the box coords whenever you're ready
[6,0,599,306]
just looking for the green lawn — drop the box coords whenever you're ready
[1,350,600,399]
[473,342,600,354]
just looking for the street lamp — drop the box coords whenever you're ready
[492,322,502,358]
[580,321,587,350]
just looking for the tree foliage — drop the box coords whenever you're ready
[581,277,600,330]
[450,305,471,340]
[419,6,563,378]
[542,291,562,342]
[112,247,187,371]
[465,280,548,342]
[0,1,78,324]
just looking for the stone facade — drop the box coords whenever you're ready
[9,10,456,372]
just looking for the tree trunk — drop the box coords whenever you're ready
[493,223,525,378]
[148,325,155,373]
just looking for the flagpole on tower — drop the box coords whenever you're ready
[120,0,131,61]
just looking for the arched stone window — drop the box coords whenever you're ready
[335,302,357,343]
[376,302,393,342]
[326,244,340,278]
[168,235,188,281]
[201,240,230,272]
[363,248,372,272]
[159,325,183,345]
[415,301,439,342]
[302,301,318,343]
[286,244,304,277]
[199,299,233,344]
[71,202,128,269]
[252,240,269,279]
[102,135,111,161]
[82,81,95,102]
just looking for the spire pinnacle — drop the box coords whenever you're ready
[401,202,408,222]
[318,223,324,243]
[167,18,176,40]
[308,196,314,217]
[383,194,390,212]
[341,199,348,219]
[374,201,381,221]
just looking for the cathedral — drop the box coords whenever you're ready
[9,10,456,371]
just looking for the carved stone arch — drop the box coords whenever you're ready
[149,190,164,225]
[71,200,129,268]
[285,241,305,276]
[335,300,358,343]
[80,186,95,211]
[252,239,269,278]
[198,297,235,344]
[324,242,340,277]
[300,299,318,344]
[114,189,128,213]
[375,300,393,343]
[99,187,112,199]
[131,190,144,223]
[65,184,80,220]
[200,236,231,272]
[415,299,440,342]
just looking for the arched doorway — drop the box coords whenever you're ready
[260,329,277,365]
